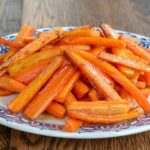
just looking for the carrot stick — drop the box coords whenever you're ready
[77,50,150,113]
[65,50,122,101]
[0,38,21,50]
[141,88,150,98]
[46,101,66,118]
[24,64,74,120]
[7,56,64,113]
[72,80,90,99]
[88,88,100,101]
[68,109,141,124]
[67,101,129,115]
[0,75,25,92]
[55,71,80,103]
[0,89,13,96]
[64,29,100,37]
[136,81,146,89]
[64,118,82,132]
[3,49,16,62]
[60,37,125,48]
[14,24,36,44]
[0,28,63,72]
[63,92,77,106]
[99,52,150,72]
[14,58,52,85]
[8,49,62,76]
[142,72,150,87]
[119,35,150,63]
[91,47,106,56]
[100,23,119,39]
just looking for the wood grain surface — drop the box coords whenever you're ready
[0,0,150,149]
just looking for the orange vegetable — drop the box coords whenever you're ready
[68,110,140,124]
[91,47,106,56]
[72,80,90,99]
[141,88,150,98]
[24,64,74,120]
[7,56,64,113]
[8,48,62,76]
[63,92,77,106]
[0,89,13,96]
[88,88,100,101]
[55,71,80,103]
[14,24,36,45]
[136,81,146,89]
[0,38,21,50]
[0,28,63,72]
[64,29,100,37]
[119,35,150,63]
[142,72,150,87]
[14,58,52,85]
[64,118,82,132]
[67,101,129,115]
[46,101,66,118]
[60,37,126,48]
[99,52,150,72]
[65,50,122,101]
[77,50,150,113]
[3,49,16,62]
[0,75,25,92]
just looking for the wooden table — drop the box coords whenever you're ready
[0,0,150,149]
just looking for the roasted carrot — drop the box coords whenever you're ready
[0,54,5,63]
[119,35,150,63]
[55,71,80,103]
[46,101,66,118]
[0,88,13,96]
[141,72,150,87]
[136,81,146,89]
[0,28,63,72]
[72,80,90,99]
[77,50,150,113]
[88,88,99,101]
[7,56,64,113]
[0,38,21,50]
[60,37,126,48]
[65,50,122,101]
[0,75,25,92]
[8,49,62,76]
[99,52,150,72]
[14,58,52,84]
[24,64,74,120]
[64,118,82,132]
[63,92,77,106]
[68,109,141,124]
[141,88,150,98]
[64,29,100,37]
[100,23,119,39]
[91,47,106,56]
[3,49,16,62]
[14,24,36,45]
[67,101,129,115]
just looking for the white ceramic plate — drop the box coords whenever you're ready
[0,27,150,139]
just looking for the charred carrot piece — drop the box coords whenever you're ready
[77,50,150,113]
[65,50,122,101]
[0,38,21,50]
[88,88,100,101]
[63,92,77,106]
[99,52,150,72]
[24,65,74,120]
[0,75,25,92]
[60,37,125,48]
[0,88,13,96]
[0,28,63,72]
[14,58,52,85]
[67,101,129,115]
[72,80,90,99]
[46,101,66,118]
[8,49,62,76]
[119,35,150,63]
[64,118,82,132]
[7,57,64,113]
[55,71,80,103]
[68,109,141,124]
[136,81,146,89]
[14,24,36,44]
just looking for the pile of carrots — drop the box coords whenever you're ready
[0,23,150,132]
